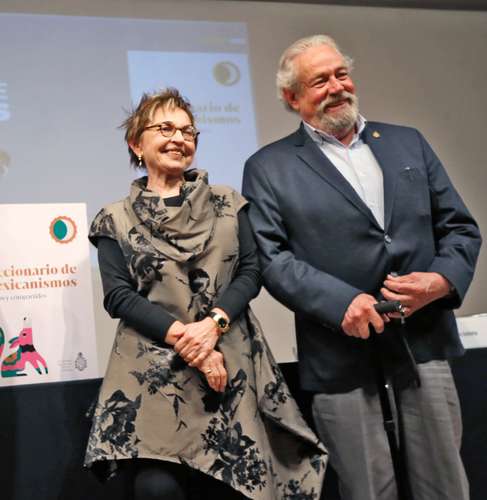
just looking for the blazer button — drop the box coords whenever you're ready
[384,234,392,244]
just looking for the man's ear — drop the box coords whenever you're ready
[282,88,300,112]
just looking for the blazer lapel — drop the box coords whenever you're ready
[293,124,380,227]
[362,125,401,232]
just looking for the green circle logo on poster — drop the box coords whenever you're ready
[49,216,77,244]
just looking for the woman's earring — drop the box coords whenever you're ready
[137,153,143,167]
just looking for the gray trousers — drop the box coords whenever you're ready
[312,361,469,500]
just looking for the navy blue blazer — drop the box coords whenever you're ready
[242,122,481,393]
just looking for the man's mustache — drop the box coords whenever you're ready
[319,91,357,112]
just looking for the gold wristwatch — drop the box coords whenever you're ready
[209,310,230,334]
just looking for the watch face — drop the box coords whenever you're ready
[210,312,229,332]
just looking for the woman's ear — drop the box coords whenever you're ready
[129,141,142,158]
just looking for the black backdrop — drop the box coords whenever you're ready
[1,350,486,500]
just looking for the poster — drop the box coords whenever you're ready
[0,203,98,386]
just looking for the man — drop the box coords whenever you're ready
[242,35,481,500]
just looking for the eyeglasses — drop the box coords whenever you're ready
[143,121,199,142]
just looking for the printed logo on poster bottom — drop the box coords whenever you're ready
[75,352,87,371]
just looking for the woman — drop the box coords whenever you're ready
[84,88,327,499]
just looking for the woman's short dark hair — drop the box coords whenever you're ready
[120,88,197,168]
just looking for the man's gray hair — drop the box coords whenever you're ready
[276,34,354,111]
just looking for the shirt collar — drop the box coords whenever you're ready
[303,114,367,147]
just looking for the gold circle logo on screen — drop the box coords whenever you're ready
[213,61,241,86]
[49,216,78,244]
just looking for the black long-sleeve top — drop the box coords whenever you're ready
[96,194,261,344]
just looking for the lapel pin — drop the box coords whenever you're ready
[372,131,381,138]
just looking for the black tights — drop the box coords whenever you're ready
[133,459,245,500]
[134,460,186,499]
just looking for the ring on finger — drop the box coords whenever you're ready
[206,369,212,374]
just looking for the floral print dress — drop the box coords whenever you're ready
[84,169,327,499]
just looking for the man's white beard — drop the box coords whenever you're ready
[316,92,359,137]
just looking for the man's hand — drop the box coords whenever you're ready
[196,350,227,392]
[381,272,451,317]
[174,317,220,367]
[341,293,385,339]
